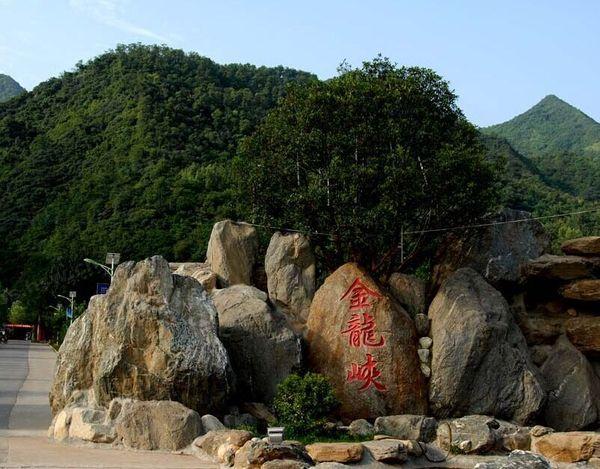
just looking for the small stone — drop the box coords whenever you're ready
[531,431,600,463]
[530,426,553,438]
[362,439,408,463]
[420,363,431,377]
[261,460,311,469]
[567,308,577,317]
[305,443,363,463]
[202,414,226,432]
[418,336,432,349]
[417,348,430,363]
[414,314,430,336]
[374,415,437,442]
[348,419,374,437]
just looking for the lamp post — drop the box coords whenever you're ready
[57,291,76,325]
[84,253,120,280]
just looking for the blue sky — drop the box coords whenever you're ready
[0,0,598,126]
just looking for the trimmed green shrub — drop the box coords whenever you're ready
[272,373,339,437]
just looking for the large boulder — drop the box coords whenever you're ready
[169,262,218,292]
[428,268,545,424]
[306,263,427,420]
[265,231,316,330]
[432,209,549,289]
[388,273,427,316]
[233,440,312,468]
[561,236,600,256]
[50,256,233,415]
[305,443,363,463]
[206,220,258,287]
[540,335,600,431]
[193,429,253,466]
[212,285,302,402]
[114,399,202,450]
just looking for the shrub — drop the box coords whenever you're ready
[272,373,339,437]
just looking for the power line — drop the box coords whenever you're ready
[237,206,600,239]
[404,207,600,235]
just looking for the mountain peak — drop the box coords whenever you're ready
[0,74,26,103]
[483,94,600,158]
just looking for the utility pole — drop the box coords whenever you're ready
[57,291,76,325]
[84,252,121,281]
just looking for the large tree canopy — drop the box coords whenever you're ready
[241,57,500,273]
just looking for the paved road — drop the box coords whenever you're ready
[0,340,216,468]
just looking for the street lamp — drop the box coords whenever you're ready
[57,291,76,325]
[84,252,120,280]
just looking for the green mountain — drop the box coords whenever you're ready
[0,74,26,103]
[483,95,600,201]
[484,94,600,158]
[0,44,315,308]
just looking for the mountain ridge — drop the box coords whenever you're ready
[0,74,26,103]
[483,94,600,159]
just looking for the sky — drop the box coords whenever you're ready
[0,0,598,126]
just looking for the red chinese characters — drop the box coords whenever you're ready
[340,278,387,392]
[347,353,386,391]
[341,312,385,348]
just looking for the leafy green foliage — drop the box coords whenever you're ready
[0,44,315,314]
[8,300,35,324]
[0,74,25,103]
[272,373,339,437]
[241,57,500,273]
[483,95,600,202]
[482,134,600,251]
[485,95,600,159]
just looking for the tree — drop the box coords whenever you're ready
[8,300,34,324]
[241,57,500,273]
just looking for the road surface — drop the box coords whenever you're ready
[0,340,216,468]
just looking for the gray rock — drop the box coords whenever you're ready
[433,209,549,289]
[437,415,498,455]
[374,415,437,442]
[428,269,545,424]
[50,256,233,416]
[417,348,430,363]
[206,220,258,287]
[169,262,218,292]
[68,407,115,443]
[234,440,312,467]
[418,336,432,349]
[265,231,316,329]
[388,273,427,316]
[348,419,374,437]
[540,335,600,431]
[474,450,550,469]
[362,439,408,463]
[212,285,302,402]
[420,363,431,378]
[414,313,430,336]
[529,345,553,367]
[202,414,226,432]
[115,400,202,450]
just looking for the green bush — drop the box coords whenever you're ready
[272,373,339,437]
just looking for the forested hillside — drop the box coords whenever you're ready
[1,44,598,316]
[0,44,315,310]
[483,95,600,201]
[0,74,25,102]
